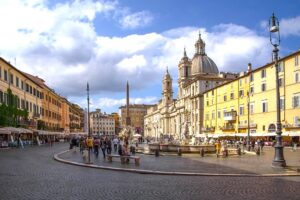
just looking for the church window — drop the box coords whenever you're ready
[184,66,188,77]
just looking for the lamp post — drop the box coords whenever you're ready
[269,13,286,167]
[87,82,91,164]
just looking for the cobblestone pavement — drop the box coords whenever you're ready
[1,143,300,200]
[60,145,300,175]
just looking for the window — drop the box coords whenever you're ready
[206,101,209,106]
[10,74,13,84]
[262,101,268,113]
[239,90,244,97]
[4,70,7,81]
[250,86,254,94]
[279,78,284,87]
[218,111,221,119]
[250,73,254,82]
[239,106,244,116]
[16,77,19,87]
[261,69,266,78]
[280,98,284,110]
[230,93,234,100]
[184,66,188,77]
[0,66,1,79]
[278,61,284,72]
[21,81,24,90]
[26,84,29,92]
[295,55,299,66]
[205,113,209,120]
[261,83,266,92]
[293,95,300,108]
[239,79,242,86]
[212,111,215,120]
[29,86,32,94]
[295,73,299,83]
[224,95,227,102]
[250,103,254,115]
[33,88,36,96]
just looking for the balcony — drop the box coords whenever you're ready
[221,124,235,131]
[223,111,237,121]
[202,127,215,132]
[238,123,257,129]
[284,123,300,129]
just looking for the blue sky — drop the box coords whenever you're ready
[0,0,300,113]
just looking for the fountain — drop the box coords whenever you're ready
[148,123,216,154]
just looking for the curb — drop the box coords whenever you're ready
[53,150,300,177]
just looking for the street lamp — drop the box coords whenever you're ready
[87,82,91,164]
[269,13,286,167]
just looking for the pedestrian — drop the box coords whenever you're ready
[86,136,94,155]
[71,137,77,152]
[93,137,100,157]
[113,137,119,153]
[100,137,106,158]
[106,137,112,154]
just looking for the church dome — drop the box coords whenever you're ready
[191,33,219,75]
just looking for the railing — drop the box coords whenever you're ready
[221,125,235,131]
[238,123,257,129]
[223,111,237,121]
[202,127,215,132]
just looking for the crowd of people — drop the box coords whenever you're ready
[69,135,137,159]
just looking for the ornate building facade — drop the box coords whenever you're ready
[144,34,238,140]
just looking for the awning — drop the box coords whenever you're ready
[0,127,33,134]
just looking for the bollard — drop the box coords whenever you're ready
[200,148,205,157]
[177,148,182,156]
[255,146,261,155]
[237,147,241,156]
[155,149,159,157]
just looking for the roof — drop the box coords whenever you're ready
[203,49,300,94]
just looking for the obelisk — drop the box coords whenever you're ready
[125,81,131,126]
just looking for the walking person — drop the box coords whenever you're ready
[100,137,106,159]
[113,137,119,153]
[86,136,94,155]
[93,137,100,157]
[106,137,112,155]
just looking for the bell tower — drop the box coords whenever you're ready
[162,67,173,105]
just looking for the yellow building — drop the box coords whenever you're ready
[0,57,43,128]
[0,56,84,133]
[203,50,300,142]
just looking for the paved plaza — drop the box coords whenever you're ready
[1,143,300,200]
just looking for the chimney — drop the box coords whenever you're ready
[247,63,252,73]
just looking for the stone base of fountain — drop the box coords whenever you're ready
[148,143,216,153]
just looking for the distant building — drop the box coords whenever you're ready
[110,112,121,135]
[90,109,115,136]
[119,104,153,135]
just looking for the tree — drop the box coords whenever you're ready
[0,88,28,127]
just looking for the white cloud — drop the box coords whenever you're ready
[260,15,300,37]
[0,0,286,112]
[89,97,158,111]
[119,10,153,29]
[280,16,300,37]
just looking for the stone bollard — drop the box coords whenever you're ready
[200,148,205,157]
[255,146,261,155]
[237,147,241,156]
[177,148,182,156]
[155,149,159,157]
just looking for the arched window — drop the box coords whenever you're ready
[184,66,188,77]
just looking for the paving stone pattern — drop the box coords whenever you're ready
[1,143,300,200]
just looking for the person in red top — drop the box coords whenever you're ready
[93,137,100,157]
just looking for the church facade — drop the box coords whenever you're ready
[144,34,238,140]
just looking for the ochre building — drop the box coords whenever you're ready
[203,50,300,142]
